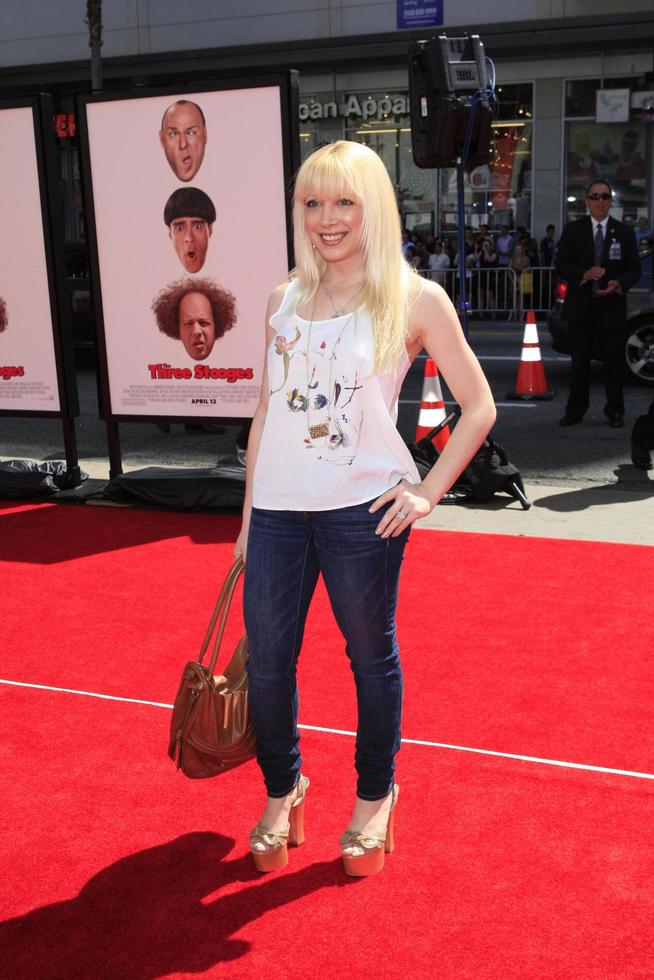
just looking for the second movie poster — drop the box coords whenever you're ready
[81,81,292,420]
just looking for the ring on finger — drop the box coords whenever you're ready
[397,510,407,520]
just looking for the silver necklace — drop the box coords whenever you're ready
[305,302,356,440]
[321,279,364,318]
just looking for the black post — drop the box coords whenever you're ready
[36,94,84,488]
[86,0,103,93]
[106,418,122,478]
[61,415,82,488]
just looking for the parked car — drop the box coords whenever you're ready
[547,238,654,385]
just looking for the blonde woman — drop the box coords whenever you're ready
[235,141,495,877]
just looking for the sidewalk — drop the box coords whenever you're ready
[419,479,654,546]
[2,342,653,547]
[4,447,652,547]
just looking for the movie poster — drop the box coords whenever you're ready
[82,84,290,419]
[567,122,647,189]
[563,120,650,223]
[0,105,61,414]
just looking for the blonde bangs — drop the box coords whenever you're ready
[292,141,422,374]
[293,144,366,208]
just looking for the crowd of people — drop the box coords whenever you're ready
[402,222,558,316]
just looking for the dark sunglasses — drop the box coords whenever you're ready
[587,192,612,201]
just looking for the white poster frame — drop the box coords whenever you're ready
[0,95,77,422]
[77,74,298,434]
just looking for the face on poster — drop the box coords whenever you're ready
[85,86,289,419]
[0,106,61,413]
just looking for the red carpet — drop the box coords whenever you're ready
[1,501,654,977]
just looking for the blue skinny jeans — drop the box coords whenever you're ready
[243,500,410,800]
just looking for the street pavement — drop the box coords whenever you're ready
[1,318,652,546]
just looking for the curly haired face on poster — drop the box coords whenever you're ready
[84,86,288,419]
[152,278,237,360]
[0,106,61,410]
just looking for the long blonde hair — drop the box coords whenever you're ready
[292,141,421,374]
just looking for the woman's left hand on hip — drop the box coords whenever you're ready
[369,480,433,538]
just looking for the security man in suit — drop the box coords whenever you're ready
[555,179,641,427]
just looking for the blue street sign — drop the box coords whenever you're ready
[397,0,444,30]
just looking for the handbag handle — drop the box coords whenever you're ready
[197,556,245,677]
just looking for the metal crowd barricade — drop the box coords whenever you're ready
[516,266,556,317]
[422,265,555,319]
[423,266,518,317]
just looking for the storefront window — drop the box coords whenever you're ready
[564,78,651,224]
[300,90,425,227]
[565,76,654,117]
[299,82,534,235]
[438,83,533,233]
[397,126,437,233]
[566,121,648,223]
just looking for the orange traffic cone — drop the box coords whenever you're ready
[416,359,451,450]
[506,311,556,400]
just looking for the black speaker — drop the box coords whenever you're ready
[409,34,494,169]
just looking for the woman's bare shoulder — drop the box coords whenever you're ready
[267,280,292,319]
[407,275,460,346]
[409,274,450,313]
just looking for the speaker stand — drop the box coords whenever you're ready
[455,157,470,341]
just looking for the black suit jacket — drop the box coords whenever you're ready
[554,215,641,321]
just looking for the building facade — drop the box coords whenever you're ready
[1,1,652,248]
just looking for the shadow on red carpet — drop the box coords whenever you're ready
[0,502,240,564]
[0,832,350,980]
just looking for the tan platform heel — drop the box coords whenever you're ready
[340,784,399,877]
[249,774,309,873]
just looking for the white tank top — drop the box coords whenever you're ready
[252,279,420,511]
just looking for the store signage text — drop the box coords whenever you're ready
[397,0,443,30]
[299,94,410,123]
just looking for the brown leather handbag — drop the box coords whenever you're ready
[168,557,256,778]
